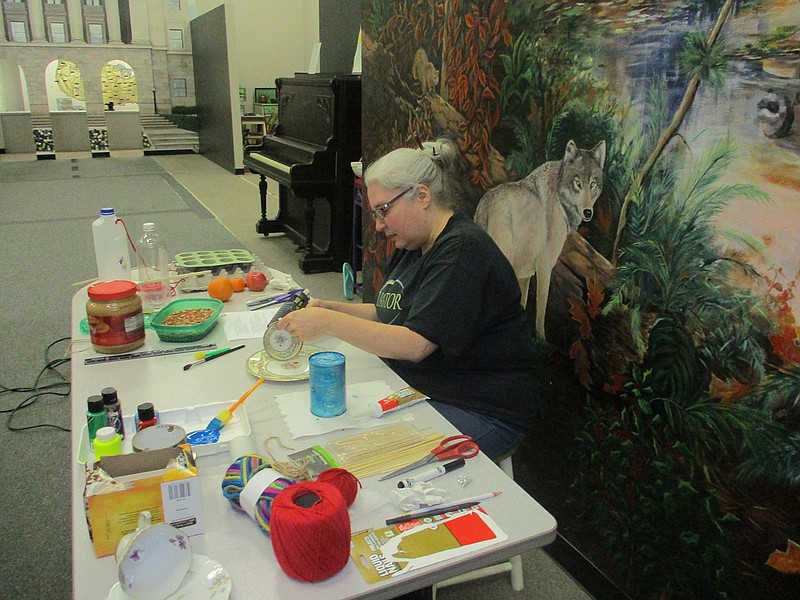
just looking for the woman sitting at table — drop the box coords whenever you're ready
[277,139,544,461]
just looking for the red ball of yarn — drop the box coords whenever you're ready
[270,481,351,582]
[316,468,361,506]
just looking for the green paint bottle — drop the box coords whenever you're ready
[86,395,107,447]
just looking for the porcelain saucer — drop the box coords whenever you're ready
[107,554,231,600]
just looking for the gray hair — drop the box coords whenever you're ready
[364,138,463,211]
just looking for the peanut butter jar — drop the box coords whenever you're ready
[86,280,145,354]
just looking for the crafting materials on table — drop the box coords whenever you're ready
[84,343,217,365]
[221,455,295,534]
[379,434,480,481]
[135,402,159,431]
[262,289,310,360]
[183,344,245,371]
[309,351,346,418]
[385,491,503,526]
[370,386,429,417]
[246,287,305,309]
[187,378,266,445]
[308,423,446,479]
[316,468,361,506]
[397,458,466,489]
[131,423,187,452]
[270,480,351,582]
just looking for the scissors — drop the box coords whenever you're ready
[378,435,480,481]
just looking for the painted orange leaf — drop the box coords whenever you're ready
[708,374,750,405]
[586,277,604,318]
[568,297,591,339]
[766,540,800,574]
[570,340,593,389]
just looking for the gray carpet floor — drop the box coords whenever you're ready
[0,154,591,599]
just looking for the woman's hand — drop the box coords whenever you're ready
[276,307,330,341]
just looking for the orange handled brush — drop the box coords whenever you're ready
[205,377,266,433]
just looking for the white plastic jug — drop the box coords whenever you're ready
[92,208,131,282]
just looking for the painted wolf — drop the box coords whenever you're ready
[474,140,606,340]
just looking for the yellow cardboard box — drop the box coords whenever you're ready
[83,445,203,558]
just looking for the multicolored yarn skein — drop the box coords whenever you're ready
[221,454,295,534]
[316,468,361,506]
[270,480,351,582]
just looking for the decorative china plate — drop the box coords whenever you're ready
[107,554,231,600]
[246,345,322,382]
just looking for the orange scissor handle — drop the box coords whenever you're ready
[432,435,480,461]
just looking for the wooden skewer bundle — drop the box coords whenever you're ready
[324,423,443,479]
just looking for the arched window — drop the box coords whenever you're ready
[45,59,86,111]
[0,60,30,112]
[101,60,139,111]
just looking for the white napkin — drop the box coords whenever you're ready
[274,380,398,438]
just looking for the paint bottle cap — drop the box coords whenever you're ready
[101,387,118,405]
[87,395,105,413]
[96,426,118,443]
[137,402,155,421]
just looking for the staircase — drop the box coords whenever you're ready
[140,114,198,154]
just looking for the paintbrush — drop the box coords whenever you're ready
[203,377,266,433]
[183,344,245,371]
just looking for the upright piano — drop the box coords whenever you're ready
[244,73,361,274]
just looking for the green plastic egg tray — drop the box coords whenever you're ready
[174,249,255,275]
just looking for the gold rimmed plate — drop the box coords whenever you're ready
[246,345,322,382]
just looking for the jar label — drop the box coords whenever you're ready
[88,311,145,347]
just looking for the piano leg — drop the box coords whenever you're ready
[255,174,285,235]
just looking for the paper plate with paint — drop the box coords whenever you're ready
[246,345,321,382]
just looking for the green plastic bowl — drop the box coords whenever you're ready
[150,298,223,342]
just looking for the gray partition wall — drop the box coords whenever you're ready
[190,4,238,173]
[106,111,142,151]
[0,112,35,153]
[51,112,90,152]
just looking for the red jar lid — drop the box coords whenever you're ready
[87,280,138,300]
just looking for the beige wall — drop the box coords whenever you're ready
[194,0,319,113]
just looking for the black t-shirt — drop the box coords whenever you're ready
[376,214,542,429]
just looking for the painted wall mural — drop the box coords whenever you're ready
[101,60,139,111]
[47,59,86,111]
[362,1,800,598]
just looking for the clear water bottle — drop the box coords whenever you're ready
[137,222,170,308]
[92,208,131,282]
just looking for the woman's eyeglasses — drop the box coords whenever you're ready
[369,186,414,221]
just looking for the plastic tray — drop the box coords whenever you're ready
[174,249,255,275]
[76,400,251,464]
[150,298,223,342]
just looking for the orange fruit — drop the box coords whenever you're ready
[207,277,234,302]
[230,277,246,292]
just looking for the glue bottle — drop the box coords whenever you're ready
[93,426,123,458]
[92,208,131,282]
[137,222,169,309]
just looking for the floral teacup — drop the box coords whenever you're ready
[115,511,193,600]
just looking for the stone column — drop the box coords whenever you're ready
[66,0,85,42]
[28,0,47,41]
[0,2,7,42]
[129,0,150,45]
[105,0,122,43]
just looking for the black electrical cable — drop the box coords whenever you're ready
[1,337,72,432]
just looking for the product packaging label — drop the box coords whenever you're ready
[89,311,145,346]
